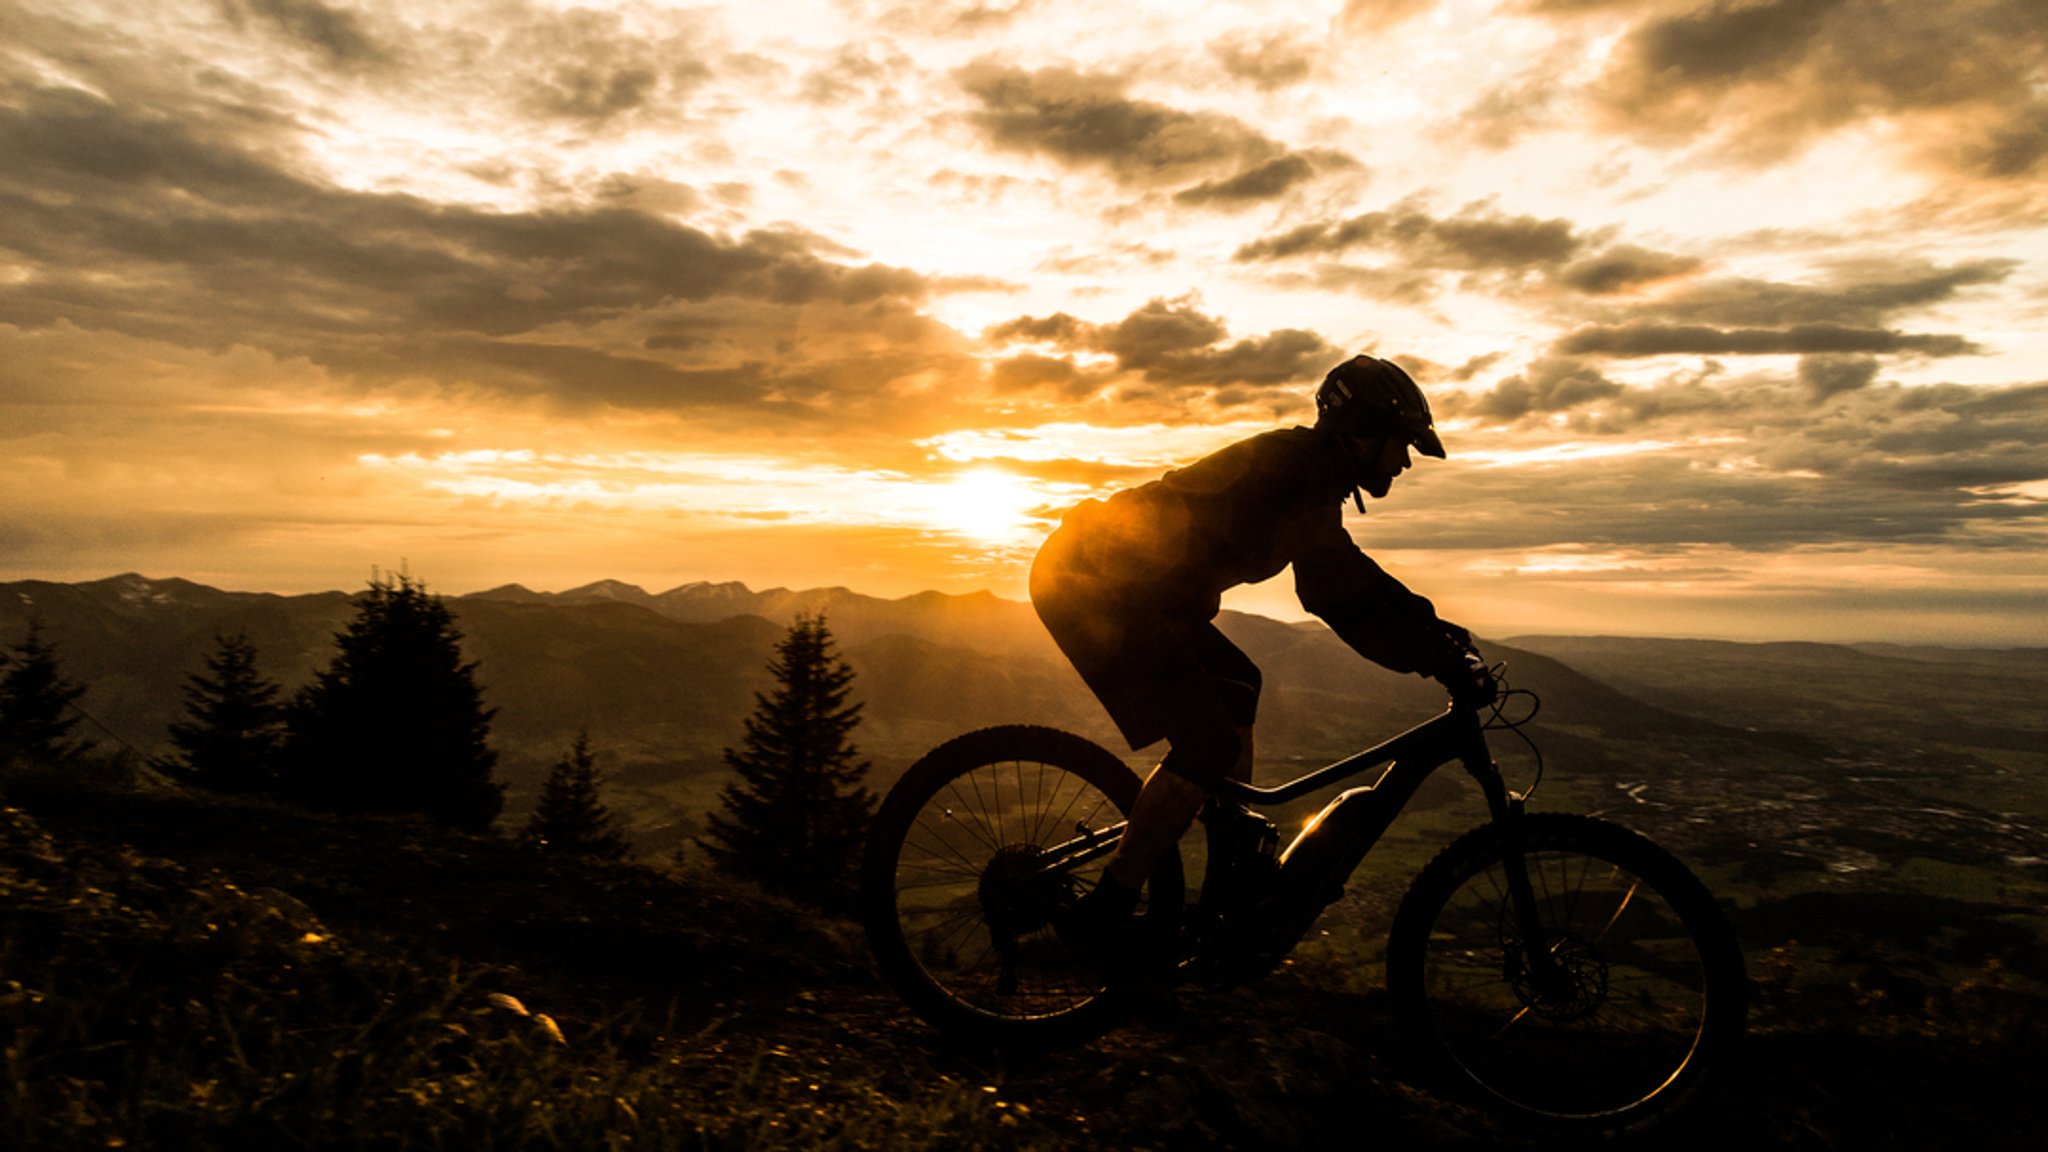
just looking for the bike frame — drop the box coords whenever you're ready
[1034,702,1553,982]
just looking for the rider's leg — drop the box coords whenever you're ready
[1100,710,1241,892]
[1100,721,1253,891]
[1226,723,1255,783]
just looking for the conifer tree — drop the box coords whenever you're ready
[165,630,285,793]
[0,618,93,768]
[522,732,629,861]
[704,613,873,909]
[286,573,503,831]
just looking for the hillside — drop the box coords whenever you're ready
[5,574,2048,1147]
[5,771,2043,1151]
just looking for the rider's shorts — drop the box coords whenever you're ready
[1030,518,1261,772]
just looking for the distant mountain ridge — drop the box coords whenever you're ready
[466,578,1054,657]
[23,572,2034,853]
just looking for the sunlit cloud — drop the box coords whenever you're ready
[357,449,1080,551]
[1456,439,1712,468]
[921,421,1273,468]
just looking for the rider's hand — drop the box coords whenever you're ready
[1437,649,1497,710]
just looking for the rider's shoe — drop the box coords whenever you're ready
[1053,877,1161,985]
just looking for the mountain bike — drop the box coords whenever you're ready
[858,670,1748,1138]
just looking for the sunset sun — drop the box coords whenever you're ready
[917,468,1052,547]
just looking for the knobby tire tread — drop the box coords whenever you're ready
[1385,812,1748,1137]
[858,725,1182,1048]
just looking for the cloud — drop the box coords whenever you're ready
[1208,32,1317,91]
[217,0,398,73]
[1532,257,2012,364]
[1235,199,1585,270]
[0,83,967,421]
[1407,367,2048,554]
[1556,323,1979,358]
[1797,353,1879,399]
[983,297,1341,397]
[1583,0,2048,181]
[1468,358,1625,419]
[1556,245,1705,294]
[1337,0,1438,34]
[953,61,1355,202]
[1637,259,2015,328]
[1173,152,1355,207]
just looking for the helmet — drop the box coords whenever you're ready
[1314,355,1445,458]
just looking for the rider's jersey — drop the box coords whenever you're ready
[1041,425,1464,677]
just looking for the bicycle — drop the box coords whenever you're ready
[858,669,1748,1138]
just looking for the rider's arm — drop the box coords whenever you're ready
[1291,519,1470,679]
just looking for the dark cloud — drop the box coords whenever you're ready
[1557,245,1705,294]
[1235,200,1584,270]
[1557,322,1978,358]
[1584,0,2048,181]
[1409,371,2048,554]
[981,298,1340,394]
[496,7,714,126]
[984,312,1090,345]
[217,0,397,73]
[1174,153,1345,207]
[1208,32,1316,91]
[1099,298,1230,363]
[0,84,950,414]
[1468,358,1625,419]
[1634,260,2015,329]
[988,353,1090,395]
[1797,353,1879,399]
[954,62,1355,201]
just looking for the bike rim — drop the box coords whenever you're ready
[1421,847,1714,1120]
[890,758,1129,1020]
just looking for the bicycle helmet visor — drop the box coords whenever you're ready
[1314,355,1446,459]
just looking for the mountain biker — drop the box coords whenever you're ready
[1028,353,1493,966]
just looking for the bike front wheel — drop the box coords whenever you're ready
[858,725,1184,1047]
[1386,813,1746,1135]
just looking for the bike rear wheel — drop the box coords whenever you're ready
[858,725,1184,1047]
[1387,813,1746,1135]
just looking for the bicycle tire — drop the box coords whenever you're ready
[859,725,1184,1047]
[1386,813,1747,1135]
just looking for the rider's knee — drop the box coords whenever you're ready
[1160,720,1240,789]
[1216,675,1260,727]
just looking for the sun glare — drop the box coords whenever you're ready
[915,468,1047,545]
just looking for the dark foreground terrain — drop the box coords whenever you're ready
[5,772,2044,1151]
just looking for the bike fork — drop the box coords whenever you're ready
[1495,796,1573,998]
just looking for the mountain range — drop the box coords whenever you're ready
[7,573,2044,857]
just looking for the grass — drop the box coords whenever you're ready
[6,766,2048,1151]
[0,792,1046,1152]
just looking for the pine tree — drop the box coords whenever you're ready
[165,630,285,793]
[0,618,93,768]
[704,613,873,909]
[286,573,503,831]
[522,732,629,861]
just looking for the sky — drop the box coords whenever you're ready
[2,0,2045,645]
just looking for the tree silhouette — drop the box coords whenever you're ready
[522,732,629,861]
[704,614,873,909]
[286,573,503,831]
[0,618,93,768]
[165,630,285,793]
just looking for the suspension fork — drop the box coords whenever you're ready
[1462,726,1568,991]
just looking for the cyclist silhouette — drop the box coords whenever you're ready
[1029,354,1492,962]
